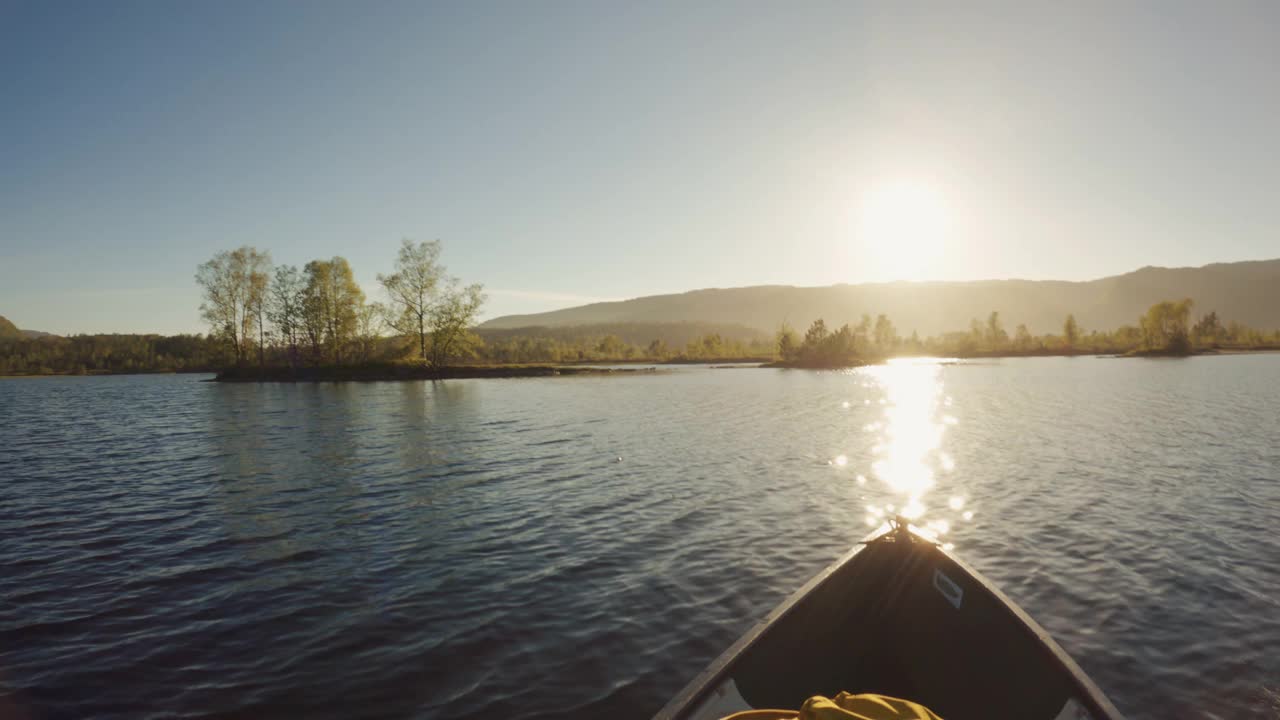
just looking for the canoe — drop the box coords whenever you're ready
[654,518,1124,720]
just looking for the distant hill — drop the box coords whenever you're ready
[0,316,20,340]
[0,316,57,340]
[481,259,1280,336]
[476,321,767,347]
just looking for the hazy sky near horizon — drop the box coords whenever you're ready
[4,1,1280,334]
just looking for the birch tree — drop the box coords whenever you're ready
[302,257,364,363]
[353,301,385,362]
[195,246,270,366]
[248,259,271,368]
[428,281,486,369]
[268,265,305,367]
[378,239,443,361]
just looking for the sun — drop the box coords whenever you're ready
[856,180,950,281]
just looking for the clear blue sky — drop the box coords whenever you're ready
[3,1,1279,334]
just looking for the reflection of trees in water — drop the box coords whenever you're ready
[396,381,434,471]
[392,381,501,537]
[203,380,481,593]
[205,383,368,591]
[395,380,473,472]
[308,383,365,473]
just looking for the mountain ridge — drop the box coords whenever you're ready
[0,316,20,340]
[0,316,57,340]
[480,259,1280,336]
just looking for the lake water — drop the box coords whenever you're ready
[2,356,1278,719]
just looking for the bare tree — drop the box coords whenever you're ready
[378,239,443,361]
[1014,323,1033,351]
[775,323,797,362]
[985,311,1008,350]
[196,246,270,366]
[854,314,872,353]
[248,257,272,368]
[874,314,897,351]
[268,265,305,367]
[302,257,364,364]
[196,254,240,362]
[428,281,486,369]
[1063,314,1080,350]
[1140,298,1194,352]
[353,301,386,362]
[300,268,327,364]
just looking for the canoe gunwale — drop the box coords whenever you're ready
[651,531,879,720]
[935,540,1125,719]
[652,523,1125,720]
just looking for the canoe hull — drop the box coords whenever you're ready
[654,523,1123,720]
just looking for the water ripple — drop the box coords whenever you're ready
[2,359,1279,718]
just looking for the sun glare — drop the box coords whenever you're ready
[856,180,949,281]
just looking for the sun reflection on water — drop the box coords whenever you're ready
[850,358,972,539]
[867,359,945,517]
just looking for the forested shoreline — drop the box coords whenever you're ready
[4,243,1279,378]
[3,302,1277,377]
[769,299,1280,368]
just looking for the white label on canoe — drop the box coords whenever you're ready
[1052,697,1095,720]
[933,569,963,609]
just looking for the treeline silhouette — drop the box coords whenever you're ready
[0,334,225,376]
[3,298,1277,376]
[0,324,771,375]
[775,300,1280,368]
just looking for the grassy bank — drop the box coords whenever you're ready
[662,356,773,365]
[760,359,866,369]
[213,362,659,382]
[8,344,1279,380]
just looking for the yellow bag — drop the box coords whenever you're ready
[723,691,943,720]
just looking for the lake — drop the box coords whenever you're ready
[1,356,1278,719]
